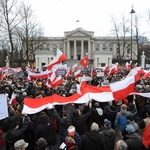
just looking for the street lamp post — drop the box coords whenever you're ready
[130,6,135,61]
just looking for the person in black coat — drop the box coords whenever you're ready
[35,114,57,150]
[90,102,104,128]
[100,119,116,150]
[5,115,30,150]
[125,125,144,150]
[53,108,72,143]
[72,103,92,136]
[80,122,107,150]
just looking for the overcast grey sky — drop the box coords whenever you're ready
[25,0,150,37]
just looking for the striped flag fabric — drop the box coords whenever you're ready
[46,49,67,70]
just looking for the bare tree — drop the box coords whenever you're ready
[0,0,22,66]
[15,2,45,65]
[110,14,130,64]
[133,13,142,65]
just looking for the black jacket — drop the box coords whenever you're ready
[80,130,107,150]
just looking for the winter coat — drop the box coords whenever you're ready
[5,124,29,150]
[80,130,107,150]
[72,111,91,135]
[114,109,132,132]
[125,133,144,150]
[53,108,72,142]
[35,115,57,146]
[91,107,104,128]
[100,127,116,150]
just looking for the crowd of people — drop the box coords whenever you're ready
[0,67,150,150]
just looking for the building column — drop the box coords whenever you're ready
[74,40,77,59]
[36,58,39,68]
[63,41,66,55]
[92,41,95,53]
[67,40,70,59]
[88,40,91,59]
[81,40,84,58]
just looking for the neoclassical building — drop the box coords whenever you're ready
[35,28,137,69]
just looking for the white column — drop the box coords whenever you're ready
[57,44,60,50]
[92,41,95,53]
[88,40,91,59]
[81,40,84,58]
[99,44,102,51]
[63,41,66,55]
[36,58,39,68]
[74,40,77,59]
[67,41,70,59]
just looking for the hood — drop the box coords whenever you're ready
[102,128,115,137]
[120,109,128,115]
[96,108,103,116]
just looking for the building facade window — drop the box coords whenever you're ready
[102,44,106,51]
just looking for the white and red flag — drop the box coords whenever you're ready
[65,67,71,78]
[74,70,82,78]
[90,68,94,78]
[103,66,109,73]
[134,62,138,68]
[27,70,52,80]
[110,75,138,100]
[107,63,119,78]
[52,76,63,88]
[72,63,78,72]
[142,70,150,80]
[9,92,16,105]
[46,49,67,70]
[126,61,132,71]
[25,61,30,71]
[13,67,22,72]
[80,56,88,68]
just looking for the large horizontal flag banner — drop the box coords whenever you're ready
[27,70,52,80]
[22,82,150,114]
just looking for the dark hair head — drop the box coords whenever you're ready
[94,102,99,108]
[126,115,134,121]
[9,108,15,116]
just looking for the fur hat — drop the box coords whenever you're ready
[14,139,28,150]
[91,122,99,131]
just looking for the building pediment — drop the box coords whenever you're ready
[64,28,94,38]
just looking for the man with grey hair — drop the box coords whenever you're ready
[114,140,128,150]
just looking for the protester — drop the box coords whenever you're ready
[91,102,104,128]
[72,102,92,135]
[67,125,81,147]
[122,115,138,140]
[80,122,107,150]
[125,125,144,150]
[53,108,72,143]
[14,139,28,150]
[114,140,128,150]
[5,114,31,150]
[35,113,57,149]
[59,136,79,150]
[114,104,135,134]
[35,137,49,150]
[100,119,116,150]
